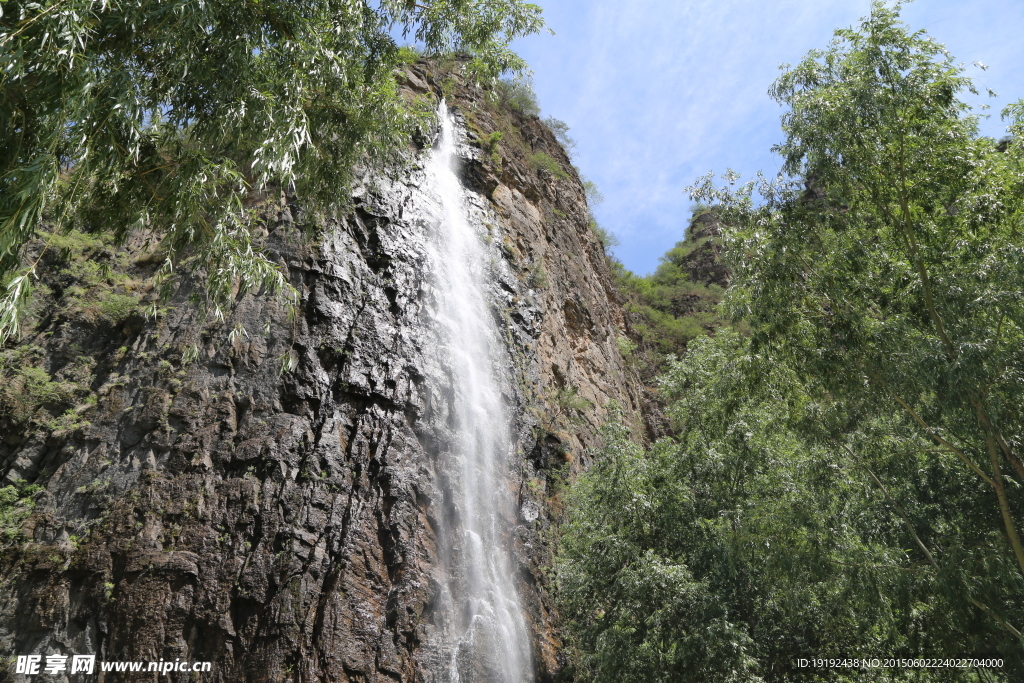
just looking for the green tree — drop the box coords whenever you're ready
[561,3,1024,681]
[558,334,784,683]
[688,0,1024,659]
[561,332,1006,681]
[0,0,544,338]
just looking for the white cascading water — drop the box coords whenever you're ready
[425,101,533,683]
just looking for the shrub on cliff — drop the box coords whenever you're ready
[493,77,542,117]
[0,483,38,549]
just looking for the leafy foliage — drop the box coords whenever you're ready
[46,230,146,325]
[465,75,547,177]
[691,1,1024,642]
[589,221,620,251]
[543,116,577,155]
[562,333,1016,681]
[528,151,569,179]
[0,0,545,342]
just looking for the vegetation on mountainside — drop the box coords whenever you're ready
[0,230,151,437]
[0,482,39,549]
[611,206,731,380]
[474,75,574,182]
[570,164,728,381]
[0,0,545,343]
[561,3,1024,681]
[493,76,544,117]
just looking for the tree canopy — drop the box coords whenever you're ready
[562,2,1024,680]
[0,0,544,339]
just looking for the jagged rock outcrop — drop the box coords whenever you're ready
[674,210,730,292]
[660,209,730,321]
[0,62,643,681]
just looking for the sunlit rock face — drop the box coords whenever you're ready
[0,62,642,682]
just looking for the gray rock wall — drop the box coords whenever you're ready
[0,63,643,682]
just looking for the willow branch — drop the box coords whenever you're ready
[970,599,1024,642]
[983,426,1024,577]
[856,457,938,570]
[845,446,1023,641]
[972,398,1024,482]
[860,363,995,487]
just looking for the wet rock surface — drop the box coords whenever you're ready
[0,63,643,682]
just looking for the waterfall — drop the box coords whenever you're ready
[425,101,533,683]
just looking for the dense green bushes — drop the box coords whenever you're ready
[562,333,1015,681]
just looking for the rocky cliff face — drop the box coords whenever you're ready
[0,62,643,682]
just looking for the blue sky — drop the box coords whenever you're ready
[512,0,1024,275]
